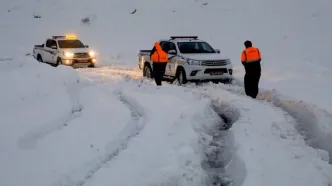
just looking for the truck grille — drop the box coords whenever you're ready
[74,53,89,58]
[201,60,227,66]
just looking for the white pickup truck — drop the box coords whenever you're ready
[138,36,233,84]
[33,35,97,68]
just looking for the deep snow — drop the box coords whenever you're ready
[1,0,332,185]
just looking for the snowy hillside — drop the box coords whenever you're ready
[1,0,332,186]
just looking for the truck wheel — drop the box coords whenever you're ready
[55,58,62,67]
[143,65,153,78]
[37,55,43,62]
[175,68,188,85]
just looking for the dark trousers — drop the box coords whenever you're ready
[244,62,261,99]
[153,62,167,86]
[244,73,261,98]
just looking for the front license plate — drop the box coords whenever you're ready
[74,63,89,67]
[210,72,223,75]
[78,59,88,63]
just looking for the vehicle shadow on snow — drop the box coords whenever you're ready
[197,99,244,186]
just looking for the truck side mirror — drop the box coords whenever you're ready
[51,45,57,49]
[85,45,89,48]
[215,49,220,53]
[168,50,176,55]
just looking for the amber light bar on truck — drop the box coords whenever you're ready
[52,34,77,40]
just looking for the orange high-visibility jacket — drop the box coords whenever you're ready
[241,47,261,63]
[151,42,168,63]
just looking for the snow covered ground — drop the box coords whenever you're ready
[1,0,332,185]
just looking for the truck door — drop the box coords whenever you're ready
[160,41,177,76]
[166,42,178,76]
[45,39,58,64]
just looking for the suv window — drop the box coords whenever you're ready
[46,39,57,48]
[160,41,177,53]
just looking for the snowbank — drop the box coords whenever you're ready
[0,57,133,186]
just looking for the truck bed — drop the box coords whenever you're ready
[139,50,151,56]
[34,44,44,48]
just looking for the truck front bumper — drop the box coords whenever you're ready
[185,64,233,81]
[63,58,96,68]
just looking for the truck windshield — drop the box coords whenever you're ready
[58,40,85,48]
[177,42,216,54]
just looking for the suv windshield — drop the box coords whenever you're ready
[58,40,85,48]
[177,42,216,54]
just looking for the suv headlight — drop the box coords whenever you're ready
[187,59,201,65]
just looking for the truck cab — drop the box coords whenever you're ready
[138,36,233,84]
[33,34,97,68]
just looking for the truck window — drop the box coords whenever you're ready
[160,42,177,53]
[177,42,216,54]
[58,40,85,48]
[46,39,56,48]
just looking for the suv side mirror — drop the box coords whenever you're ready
[51,45,57,49]
[215,49,220,53]
[85,45,89,48]
[168,50,176,55]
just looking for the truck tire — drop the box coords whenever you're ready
[55,58,62,67]
[175,67,188,85]
[37,55,43,62]
[143,64,153,78]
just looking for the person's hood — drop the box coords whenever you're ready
[154,42,162,51]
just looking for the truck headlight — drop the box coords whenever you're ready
[64,52,74,58]
[187,59,201,65]
[89,51,95,57]
[226,59,231,64]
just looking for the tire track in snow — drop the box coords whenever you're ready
[200,96,243,186]
[18,79,83,149]
[201,83,332,164]
[18,105,83,149]
[55,90,147,186]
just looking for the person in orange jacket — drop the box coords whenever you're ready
[241,40,262,98]
[150,42,168,86]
